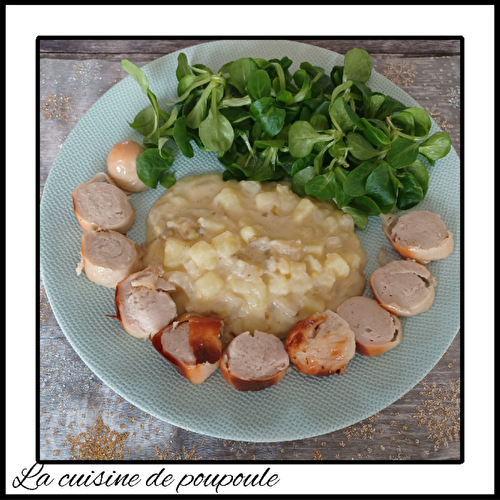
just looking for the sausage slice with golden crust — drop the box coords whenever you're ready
[369,260,436,317]
[150,315,224,385]
[337,296,403,357]
[285,310,355,376]
[220,331,289,391]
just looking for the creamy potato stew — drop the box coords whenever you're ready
[144,174,367,339]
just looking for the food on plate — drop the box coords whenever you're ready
[381,211,454,264]
[114,266,177,339]
[285,310,356,376]
[121,49,452,229]
[370,260,436,317]
[62,45,456,407]
[337,296,402,357]
[107,139,149,193]
[220,330,289,391]
[150,314,224,385]
[143,173,367,339]
[76,229,145,288]
[72,173,135,233]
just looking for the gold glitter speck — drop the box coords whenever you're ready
[314,450,323,460]
[66,415,129,460]
[40,92,75,122]
[72,61,102,86]
[425,107,455,133]
[360,422,375,440]
[343,425,359,441]
[383,61,416,86]
[411,379,460,452]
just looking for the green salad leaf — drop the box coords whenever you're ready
[121,47,453,229]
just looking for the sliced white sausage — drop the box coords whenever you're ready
[150,314,224,385]
[337,296,403,357]
[285,310,355,376]
[77,229,145,288]
[115,266,177,339]
[370,260,436,317]
[107,139,149,193]
[220,331,289,391]
[381,211,454,264]
[72,173,135,233]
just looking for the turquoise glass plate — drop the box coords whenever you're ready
[40,40,461,442]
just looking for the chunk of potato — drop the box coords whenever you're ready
[240,225,259,243]
[211,231,241,258]
[289,271,313,295]
[339,213,355,231]
[325,216,339,233]
[304,255,322,274]
[255,191,280,213]
[213,187,242,211]
[272,297,297,318]
[229,275,268,309]
[188,240,218,270]
[268,273,290,296]
[197,216,226,234]
[194,271,225,300]
[239,180,262,196]
[270,239,303,260]
[288,261,307,276]
[314,269,336,292]
[324,252,350,279]
[277,258,290,275]
[163,237,190,268]
[291,198,318,222]
[303,241,324,257]
[275,184,299,213]
[165,271,194,295]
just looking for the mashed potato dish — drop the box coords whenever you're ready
[144,174,367,339]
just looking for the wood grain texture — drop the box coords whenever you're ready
[39,38,461,61]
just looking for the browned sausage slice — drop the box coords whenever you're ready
[188,316,225,365]
[285,310,355,376]
[369,260,436,317]
[337,296,403,357]
[150,315,224,385]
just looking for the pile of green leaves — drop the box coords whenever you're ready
[121,48,452,229]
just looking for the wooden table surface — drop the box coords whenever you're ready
[39,38,461,462]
